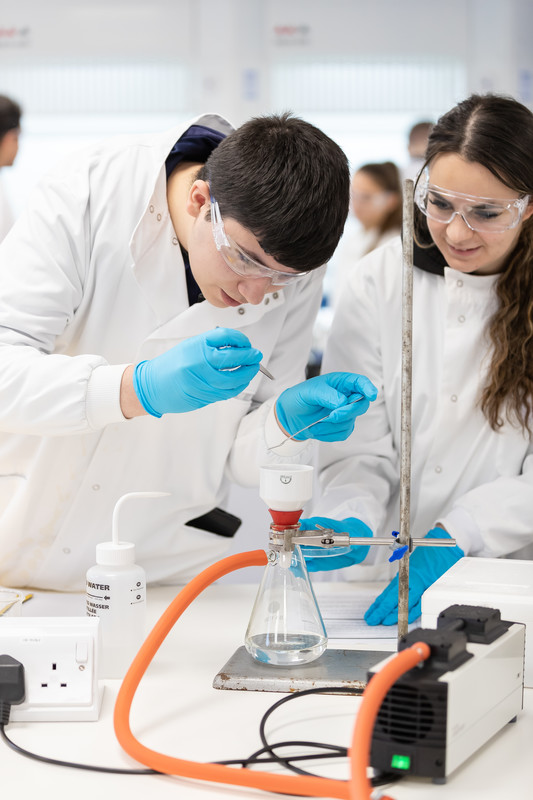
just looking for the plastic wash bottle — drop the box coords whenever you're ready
[85,491,168,679]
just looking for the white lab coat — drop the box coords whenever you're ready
[312,225,401,366]
[327,222,401,310]
[312,237,533,581]
[0,172,15,244]
[0,113,323,590]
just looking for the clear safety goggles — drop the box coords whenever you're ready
[414,180,530,233]
[210,196,310,286]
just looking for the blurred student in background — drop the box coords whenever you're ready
[0,95,22,244]
[329,161,402,309]
[308,161,402,376]
[403,120,433,181]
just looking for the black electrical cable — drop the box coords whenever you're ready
[0,723,159,774]
[217,740,347,767]
[2,699,397,788]
[258,686,355,775]
[1,656,396,789]
[2,721,350,786]
[238,685,399,788]
[1,707,349,780]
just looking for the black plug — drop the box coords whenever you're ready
[0,654,25,725]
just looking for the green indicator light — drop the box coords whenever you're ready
[391,754,411,770]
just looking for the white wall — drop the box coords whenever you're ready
[2,0,533,212]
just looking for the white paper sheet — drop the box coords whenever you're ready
[317,587,420,640]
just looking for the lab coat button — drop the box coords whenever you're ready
[264,297,270,305]
[92,484,100,491]
[435,466,442,474]
[451,394,457,402]
[238,307,245,315]
[457,280,463,287]
[458,315,465,323]
[172,237,178,245]
[157,213,162,221]
[273,292,279,299]
[63,547,71,554]
[149,205,154,213]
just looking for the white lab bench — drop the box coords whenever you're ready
[1,583,531,799]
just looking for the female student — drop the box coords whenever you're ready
[302,93,533,625]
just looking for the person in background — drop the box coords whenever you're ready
[0,111,377,591]
[403,119,433,182]
[0,94,22,243]
[301,93,533,625]
[344,161,402,263]
[308,161,402,374]
[329,161,402,310]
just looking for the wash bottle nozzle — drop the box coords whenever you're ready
[93,491,170,567]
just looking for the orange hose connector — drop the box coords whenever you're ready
[349,641,431,800]
[113,548,431,799]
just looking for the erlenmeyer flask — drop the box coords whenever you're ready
[245,544,327,666]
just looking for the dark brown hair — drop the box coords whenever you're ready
[197,112,350,271]
[415,93,533,434]
[0,95,21,138]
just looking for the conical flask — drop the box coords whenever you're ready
[245,543,327,666]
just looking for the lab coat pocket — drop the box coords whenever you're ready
[0,473,27,515]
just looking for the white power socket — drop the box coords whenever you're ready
[0,617,103,721]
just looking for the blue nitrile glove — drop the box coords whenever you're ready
[133,328,262,417]
[299,517,373,571]
[275,372,378,443]
[364,528,464,626]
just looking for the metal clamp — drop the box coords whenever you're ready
[268,525,456,563]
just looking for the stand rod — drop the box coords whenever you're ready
[398,179,415,640]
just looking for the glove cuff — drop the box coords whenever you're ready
[426,527,464,556]
[133,361,163,418]
[265,406,309,455]
[274,400,297,440]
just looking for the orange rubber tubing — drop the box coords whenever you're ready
[349,641,431,800]
[114,549,349,798]
[114,547,430,799]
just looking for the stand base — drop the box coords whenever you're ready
[213,646,393,694]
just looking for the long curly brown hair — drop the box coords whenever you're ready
[414,93,533,434]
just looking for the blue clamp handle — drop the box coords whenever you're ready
[388,530,409,563]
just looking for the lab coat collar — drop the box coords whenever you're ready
[130,112,234,267]
[129,113,235,324]
[413,239,446,276]
[415,240,501,294]
[443,266,498,293]
[136,112,234,171]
